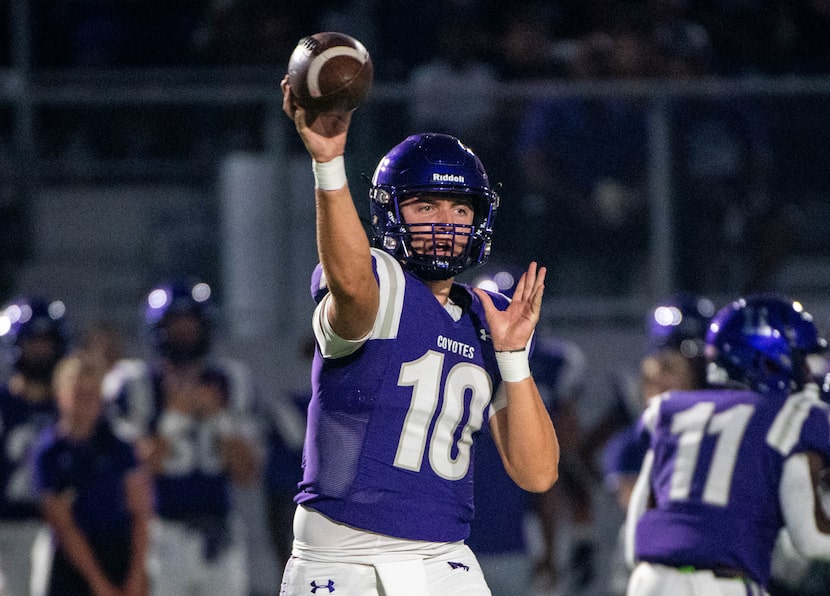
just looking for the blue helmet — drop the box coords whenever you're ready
[145,279,215,361]
[0,296,69,378]
[648,293,716,358]
[705,294,827,395]
[369,133,499,280]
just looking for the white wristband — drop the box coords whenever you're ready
[495,349,531,383]
[312,156,347,190]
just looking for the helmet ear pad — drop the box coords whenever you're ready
[369,133,498,280]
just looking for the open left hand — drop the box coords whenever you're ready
[473,262,546,352]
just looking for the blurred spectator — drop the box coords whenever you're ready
[374,0,468,81]
[504,23,651,294]
[466,422,534,596]
[9,0,829,75]
[468,332,594,596]
[528,334,597,595]
[189,0,310,67]
[407,12,500,157]
[34,1,203,68]
[31,351,152,596]
[263,337,308,573]
[662,23,782,294]
[495,2,567,81]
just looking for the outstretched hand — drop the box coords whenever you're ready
[473,263,546,352]
[281,75,352,163]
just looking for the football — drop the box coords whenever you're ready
[287,32,374,113]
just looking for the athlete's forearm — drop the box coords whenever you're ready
[315,185,379,340]
[493,380,559,492]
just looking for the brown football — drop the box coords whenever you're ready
[287,32,374,113]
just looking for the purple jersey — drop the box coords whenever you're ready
[0,386,58,519]
[298,249,508,542]
[32,419,137,537]
[635,388,830,586]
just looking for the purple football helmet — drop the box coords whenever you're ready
[705,294,826,395]
[369,133,499,280]
[0,296,69,379]
[145,278,215,362]
[648,293,716,358]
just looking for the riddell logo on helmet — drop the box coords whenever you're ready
[432,173,465,183]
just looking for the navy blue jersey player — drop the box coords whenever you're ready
[626,295,830,595]
[280,75,559,595]
[0,297,68,596]
[31,351,152,596]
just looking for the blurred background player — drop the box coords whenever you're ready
[104,278,265,596]
[600,293,715,595]
[30,350,152,596]
[582,293,714,472]
[626,294,830,595]
[0,296,69,596]
[469,266,596,595]
[529,333,595,595]
[467,327,590,595]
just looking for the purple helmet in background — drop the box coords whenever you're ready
[648,293,716,358]
[145,278,215,362]
[0,296,69,379]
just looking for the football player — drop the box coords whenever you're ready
[625,295,830,596]
[279,77,559,595]
[104,279,262,596]
[602,293,715,595]
[605,293,716,510]
[0,297,68,596]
